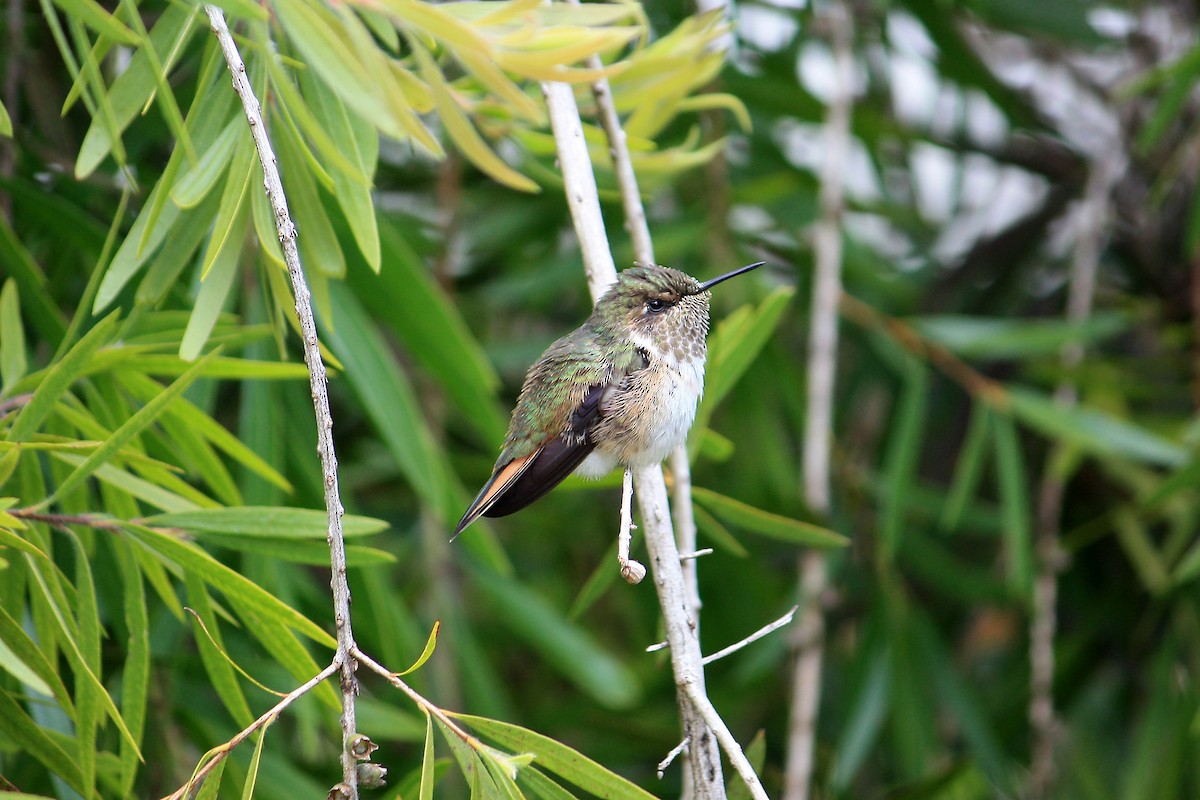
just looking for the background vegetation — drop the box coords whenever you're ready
[2,0,1200,798]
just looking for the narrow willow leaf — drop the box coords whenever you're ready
[194,757,227,800]
[913,313,1129,359]
[517,767,579,800]
[832,643,890,789]
[0,604,74,714]
[241,725,270,800]
[70,533,100,799]
[142,506,386,538]
[7,312,118,443]
[0,217,67,345]
[1005,386,1186,467]
[325,282,455,521]
[377,0,490,53]
[436,717,502,799]
[111,538,149,796]
[0,690,85,793]
[351,222,507,444]
[0,98,11,136]
[184,571,256,728]
[171,118,240,208]
[0,280,26,393]
[397,621,441,677]
[54,0,138,44]
[696,287,795,434]
[49,454,202,514]
[468,567,640,709]
[0,635,54,695]
[691,486,847,548]
[411,41,538,192]
[116,0,195,164]
[939,402,992,534]
[420,712,436,800]
[96,181,182,311]
[124,523,335,646]
[448,714,659,800]
[992,414,1033,598]
[195,134,254,281]
[1113,507,1170,594]
[273,0,403,138]
[75,2,198,176]
[237,606,339,710]
[190,535,396,567]
[301,73,380,270]
[567,539,619,621]
[1174,536,1200,585]
[24,557,142,757]
[881,361,929,558]
[46,351,219,504]
[0,523,48,560]
[275,121,345,278]
[181,208,248,361]
[691,502,749,557]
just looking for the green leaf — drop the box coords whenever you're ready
[349,222,507,444]
[0,690,84,793]
[74,3,199,176]
[111,538,149,795]
[696,286,795,435]
[275,120,345,279]
[0,98,11,137]
[411,41,538,192]
[0,280,26,393]
[45,350,220,505]
[142,506,387,538]
[123,523,334,647]
[171,118,241,208]
[185,572,255,727]
[242,725,270,800]
[831,642,891,789]
[0,603,74,715]
[181,208,248,362]
[53,0,138,44]
[397,621,441,677]
[1005,386,1187,467]
[939,402,993,534]
[420,712,437,800]
[469,567,641,709]
[912,312,1129,359]
[325,282,456,521]
[992,414,1033,599]
[691,486,847,548]
[0,632,53,695]
[7,312,118,443]
[449,713,660,799]
[880,360,929,558]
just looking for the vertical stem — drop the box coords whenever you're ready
[541,78,728,800]
[1029,156,1109,800]
[203,7,358,795]
[784,3,853,799]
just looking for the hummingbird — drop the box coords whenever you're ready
[454,261,764,537]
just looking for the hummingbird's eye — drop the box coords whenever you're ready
[646,298,668,313]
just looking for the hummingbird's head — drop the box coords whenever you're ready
[597,262,763,361]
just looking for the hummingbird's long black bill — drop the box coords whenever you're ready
[696,261,765,292]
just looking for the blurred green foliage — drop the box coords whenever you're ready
[2,0,1200,798]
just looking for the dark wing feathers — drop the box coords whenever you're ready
[453,383,609,537]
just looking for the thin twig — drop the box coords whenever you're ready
[541,78,732,799]
[703,605,798,666]
[618,468,647,583]
[784,4,853,799]
[161,660,340,800]
[657,736,691,779]
[1029,151,1113,800]
[351,646,477,746]
[203,7,359,794]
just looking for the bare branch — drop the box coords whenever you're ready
[657,736,691,779]
[619,468,648,583]
[162,660,340,800]
[682,680,770,800]
[785,3,853,799]
[703,605,798,666]
[203,7,359,794]
[541,76,733,799]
